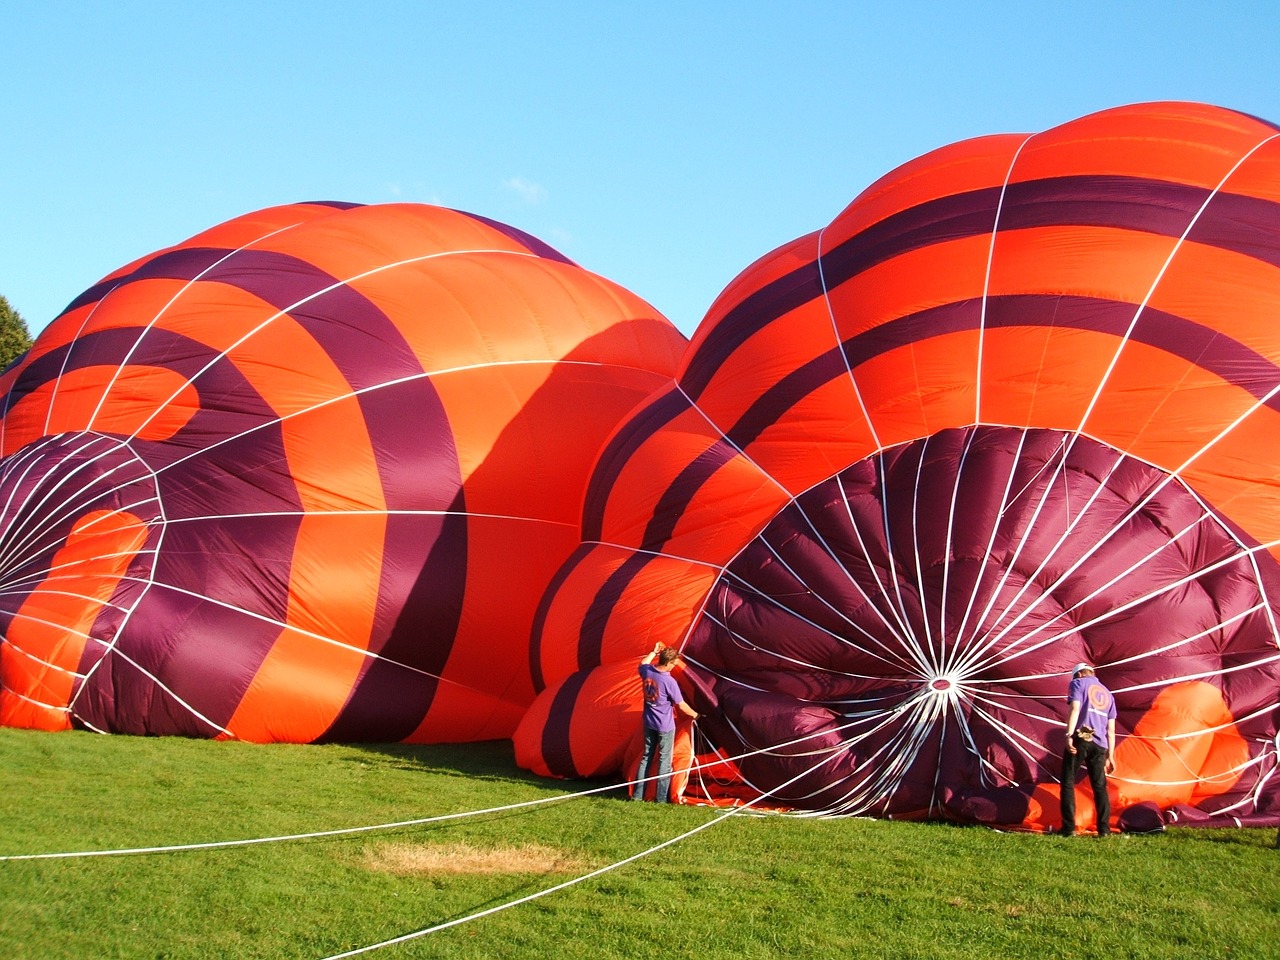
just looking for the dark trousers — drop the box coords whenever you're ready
[1061,735,1111,835]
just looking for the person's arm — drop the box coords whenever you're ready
[641,642,662,666]
[678,700,698,721]
[1064,700,1081,754]
[1105,718,1117,774]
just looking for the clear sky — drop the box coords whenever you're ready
[3,2,1277,337]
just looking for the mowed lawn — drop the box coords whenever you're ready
[2,728,1278,960]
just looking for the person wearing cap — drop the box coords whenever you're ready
[632,642,698,803]
[1058,662,1117,836]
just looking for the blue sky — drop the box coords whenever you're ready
[3,2,1277,337]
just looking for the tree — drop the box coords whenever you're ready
[0,294,34,369]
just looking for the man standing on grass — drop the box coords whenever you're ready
[633,642,698,803]
[1059,662,1117,836]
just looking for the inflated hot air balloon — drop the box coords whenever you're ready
[0,201,685,743]
[516,102,1280,830]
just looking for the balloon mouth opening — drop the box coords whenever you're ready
[683,424,1280,816]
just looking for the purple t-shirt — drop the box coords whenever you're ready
[639,662,684,733]
[1068,675,1117,748]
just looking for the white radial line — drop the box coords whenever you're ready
[79,642,233,737]
[740,519,919,667]
[0,562,158,613]
[77,572,512,702]
[0,437,75,549]
[964,141,1280,661]
[963,686,1065,729]
[966,534,1280,679]
[949,444,1129,677]
[121,247,563,448]
[937,428,980,671]
[1104,603,1265,670]
[927,701,952,815]
[975,132,1037,425]
[713,569,918,675]
[0,435,135,574]
[815,219,881,451]
[875,454,925,672]
[42,293,111,438]
[65,474,169,719]
[85,219,323,432]
[0,634,87,678]
[784,486,913,649]
[948,433,1087,674]
[1244,543,1280,650]
[949,697,1020,788]
[1105,700,1276,744]
[158,508,575,530]
[149,357,622,483]
[1074,131,1280,441]
[907,434,939,672]
[1113,651,1280,695]
[1113,753,1264,790]
[0,683,70,713]
[966,131,1280,659]
[965,700,1062,779]
[940,131,1037,675]
[959,504,1217,676]
[1002,432,1071,515]
[0,455,157,592]
[0,529,158,605]
[945,427,1035,674]
[680,652,914,711]
[706,610,905,681]
[672,382,793,501]
[0,487,158,590]
[835,472,917,649]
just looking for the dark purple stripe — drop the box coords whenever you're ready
[450,209,576,265]
[320,490,470,743]
[541,669,592,779]
[576,292,1280,668]
[33,242,473,740]
[574,439,740,669]
[683,174,1280,400]
[529,542,594,692]
[582,387,688,542]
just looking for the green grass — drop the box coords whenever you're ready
[2,728,1278,959]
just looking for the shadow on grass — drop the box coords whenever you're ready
[346,740,628,800]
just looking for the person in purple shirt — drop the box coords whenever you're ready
[1058,662,1117,836]
[632,642,698,803]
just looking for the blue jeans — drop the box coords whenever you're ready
[634,727,674,802]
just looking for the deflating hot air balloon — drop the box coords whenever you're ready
[515,102,1280,830]
[0,201,686,743]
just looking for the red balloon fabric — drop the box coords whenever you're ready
[0,201,686,743]
[516,102,1280,831]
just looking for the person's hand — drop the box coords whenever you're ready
[1105,754,1116,774]
[652,641,664,654]
[1065,736,1076,755]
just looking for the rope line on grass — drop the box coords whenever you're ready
[0,721,837,862]
[317,719,862,960]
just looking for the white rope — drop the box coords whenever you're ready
[317,722,861,960]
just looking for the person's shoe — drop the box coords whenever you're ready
[1050,826,1076,836]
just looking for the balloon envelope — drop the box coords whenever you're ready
[517,102,1280,830]
[0,201,686,743]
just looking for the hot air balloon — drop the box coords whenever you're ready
[516,102,1280,831]
[0,201,686,744]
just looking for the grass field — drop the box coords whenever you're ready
[2,727,1278,959]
